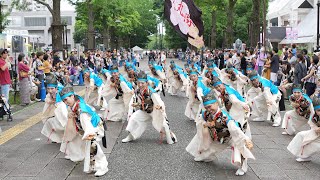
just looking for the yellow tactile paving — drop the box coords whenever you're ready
[0,89,86,145]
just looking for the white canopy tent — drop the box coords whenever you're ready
[132,46,144,52]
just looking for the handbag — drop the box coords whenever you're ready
[19,70,28,78]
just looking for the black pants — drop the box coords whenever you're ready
[136,62,140,67]
[36,74,44,99]
[305,82,316,96]
[279,89,286,111]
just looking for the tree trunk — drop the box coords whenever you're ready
[102,16,109,50]
[210,10,217,49]
[87,0,95,50]
[251,0,260,48]
[226,0,237,48]
[51,0,63,50]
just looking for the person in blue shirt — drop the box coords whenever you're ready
[248,70,282,127]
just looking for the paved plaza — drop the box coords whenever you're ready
[1,59,320,180]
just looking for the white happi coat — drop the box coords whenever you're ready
[287,119,320,158]
[60,106,108,173]
[220,69,248,96]
[104,76,133,121]
[282,96,314,135]
[249,86,282,124]
[41,94,68,143]
[186,109,255,171]
[126,88,173,143]
[184,79,205,121]
[167,68,184,95]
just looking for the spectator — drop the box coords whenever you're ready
[33,52,45,99]
[263,51,272,80]
[256,47,267,75]
[18,53,31,106]
[302,49,311,69]
[135,53,141,67]
[292,44,297,57]
[294,54,307,87]
[271,47,280,85]
[240,51,247,75]
[0,48,12,107]
[302,55,319,96]
[43,54,52,76]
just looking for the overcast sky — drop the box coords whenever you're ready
[61,0,75,11]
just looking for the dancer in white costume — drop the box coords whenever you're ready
[287,96,320,162]
[83,70,107,110]
[247,70,282,127]
[245,64,261,102]
[122,71,177,144]
[282,84,314,135]
[41,74,68,143]
[186,90,255,176]
[167,61,184,96]
[220,63,248,97]
[105,65,134,122]
[60,85,108,177]
[185,69,211,121]
[211,76,252,139]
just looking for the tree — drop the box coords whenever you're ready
[250,0,261,48]
[10,0,63,50]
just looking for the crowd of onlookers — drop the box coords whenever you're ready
[0,48,143,110]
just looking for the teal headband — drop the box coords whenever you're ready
[247,68,253,70]
[61,91,75,100]
[47,84,57,88]
[292,88,302,93]
[314,105,320,110]
[250,75,259,81]
[190,72,198,75]
[203,99,217,106]
[137,78,148,82]
[110,69,119,73]
[213,81,222,87]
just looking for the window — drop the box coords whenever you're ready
[24,17,46,26]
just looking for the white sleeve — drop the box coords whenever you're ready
[80,113,97,140]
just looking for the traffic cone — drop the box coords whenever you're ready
[79,72,84,86]
[40,80,46,102]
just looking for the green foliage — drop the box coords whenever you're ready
[73,0,158,49]
[163,0,267,49]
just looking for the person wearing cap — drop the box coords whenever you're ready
[0,48,12,112]
[247,70,282,127]
[83,69,107,111]
[104,65,134,122]
[185,68,212,121]
[281,84,314,135]
[211,76,252,139]
[287,96,320,162]
[59,85,108,176]
[186,90,255,176]
[122,71,177,144]
[41,74,67,143]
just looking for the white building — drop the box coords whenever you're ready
[2,0,76,50]
[267,0,319,51]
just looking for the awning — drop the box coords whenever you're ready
[279,36,315,44]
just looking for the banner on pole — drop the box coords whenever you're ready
[164,0,205,48]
